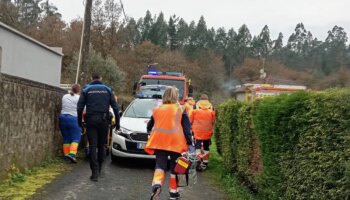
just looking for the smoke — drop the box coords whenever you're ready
[222,79,241,91]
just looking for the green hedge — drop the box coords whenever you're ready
[236,104,259,192]
[214,100,243,172]
[253,92,311,199]
[215,89,350,199]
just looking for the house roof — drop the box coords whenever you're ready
[0,22,63,56]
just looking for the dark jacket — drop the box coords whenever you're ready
[147,110,193,145]
[77,80,120,126]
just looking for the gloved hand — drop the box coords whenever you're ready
[188,145,195,153]
[115,124,120,131]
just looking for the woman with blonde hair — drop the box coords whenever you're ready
[145,87,193,200]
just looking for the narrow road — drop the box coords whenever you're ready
[32,157,227,200]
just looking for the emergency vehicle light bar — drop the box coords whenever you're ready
[147,71,183,77]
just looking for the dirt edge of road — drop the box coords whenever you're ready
[0,157,73,200]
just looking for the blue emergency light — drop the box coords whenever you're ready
[148,70,158,75]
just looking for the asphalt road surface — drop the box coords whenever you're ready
[32,157,228,200]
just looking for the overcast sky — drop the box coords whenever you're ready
[50,0,350,42]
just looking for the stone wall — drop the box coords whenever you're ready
[0,73,65,179]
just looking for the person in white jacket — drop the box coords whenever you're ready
[59,84,81,163]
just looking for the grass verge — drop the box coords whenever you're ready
[206,141,258,200]
[0,157,72,200]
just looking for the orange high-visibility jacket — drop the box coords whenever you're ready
[191,101,215,140]
[184,102,194,118]
[145,104,188,155]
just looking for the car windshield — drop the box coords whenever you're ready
[141,78,185,100]
[138,85,168,97]
[124,99,161,118]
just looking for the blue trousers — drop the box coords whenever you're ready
[59,114,81,156]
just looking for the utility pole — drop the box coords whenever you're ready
[76,0,93,85]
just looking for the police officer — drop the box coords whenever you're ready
[77,73,120,182]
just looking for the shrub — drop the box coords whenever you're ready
[215,90,350,199]
[253,92,311,199]
[214,99,243,172]
[284,90,350,199]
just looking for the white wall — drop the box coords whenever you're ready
[0,23,62,87]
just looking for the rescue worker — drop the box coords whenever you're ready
[59,84,81,163]
[145,87,193,200]
[191,94,215,170]
[184,97,196,118]
[77,73,120,182]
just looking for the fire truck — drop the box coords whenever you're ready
[134,70,192,105]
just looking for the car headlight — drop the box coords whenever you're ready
[116,127,132,140]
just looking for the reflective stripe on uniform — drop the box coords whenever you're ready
[192,126,213,131]
[152,106,182,134]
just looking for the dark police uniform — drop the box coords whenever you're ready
[77,80,120,179]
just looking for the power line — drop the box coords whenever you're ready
[119,0,128,23]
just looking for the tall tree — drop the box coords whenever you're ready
[214,27,227,56]
[273,32,284,52]
[168,15,178,51]
[104,0,121,53]
[186,16,209,57]
[140,10,153,41]
[149,12,168,47]
[207,27,216,50]
[322,25,348,74]
[40,0,60,17]
[176,18,190,49]
[91,0,106,56]
[224,28,237,73]
[119,18,140,48]
[15,0,43,28]
[193,16,208,49]
[287,23,311,55]
[235,24,252,63]
[252,25,272,58]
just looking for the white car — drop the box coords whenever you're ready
[111,98,162,161]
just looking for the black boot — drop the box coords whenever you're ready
[98,162,105,178]
[90,170,98,182]
[169,192,180,200]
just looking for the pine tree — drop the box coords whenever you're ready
[149,12,168,47]
[235,24,252,63]
[40,0,59,17]
[176,18,190,49]
[215,27,227,55]
[168,15,178,51]
[125,18,141,46]
[253,25,272,58]
[15,0,43,27]
[273,32,284,51]
[322,25,348,74]
[140,10,153,41]
[224,28,237,72]
[287,23,310,54]
[207,27,216,50]
[194,16,208,49]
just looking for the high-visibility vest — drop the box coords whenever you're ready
[184,102,194,118]
[191,107,215,140]
[145,104,188,155]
